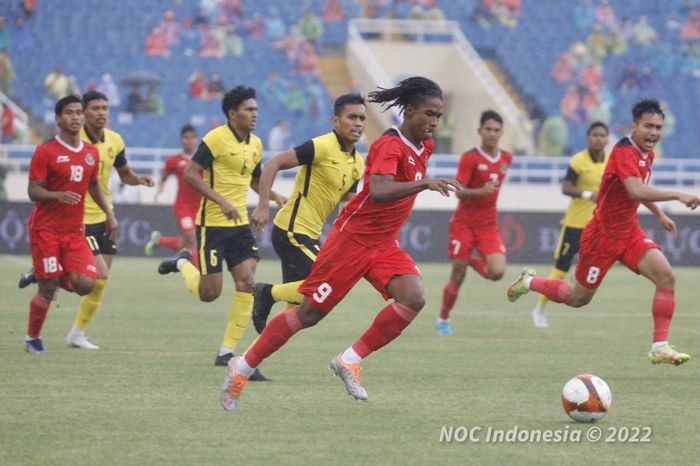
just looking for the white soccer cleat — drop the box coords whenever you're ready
[66,332,100,350]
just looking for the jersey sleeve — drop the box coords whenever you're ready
[347,180,360,193]
[563,166,579,184]
[192,141,214,170]
[293,139,315,165]
[456,152,474,186]
[114,134,127,168]
[369,139,401,176]
[613,148,643,181]
[162,156,176,178]
[28,145,48,183]
[89,150,100,180]
[251,162,261,179]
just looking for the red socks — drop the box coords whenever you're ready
[352,302,418,358]
[530,277,572,303]
[439,281,459,320]
[467,255,490,279]
[27,293,51,338]
[244,306,303,367]
[652,288,674,342]
[158,235,182,251]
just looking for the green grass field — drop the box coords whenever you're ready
[1,255,698,465]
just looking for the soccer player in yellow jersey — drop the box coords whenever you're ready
[158,85,284,378]
[531,121,609,328]
[249,94,367,334]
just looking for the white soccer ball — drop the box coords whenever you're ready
[561,374,612,423]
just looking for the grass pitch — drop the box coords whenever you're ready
[1,255,698,465]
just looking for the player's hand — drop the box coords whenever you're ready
[480,180,499,195]
[426,178,461,197]
[250,205,269,236]
[219,200,241,222]
[139,176,155,187]
[105,213,119,242]
[56,191,81,205]
[678,193,700,210]
[274,194,288,208]
[658,213,677,236]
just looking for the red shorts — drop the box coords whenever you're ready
[174,203,198,233]
[30,229,97,280]
[575,221,659,289]
[447,223,505,261]
[298,229,421,313]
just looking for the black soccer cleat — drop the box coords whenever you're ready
[214,352,272,382]
[158,249,192,275]
[252,283,275,334]
[18,268,37,289]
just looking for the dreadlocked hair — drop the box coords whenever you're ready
[368,76,442,115]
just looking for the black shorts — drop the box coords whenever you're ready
[271,225,320,283]
[553,225,583,272]
[197,225,259,275]
[85,222,117,256]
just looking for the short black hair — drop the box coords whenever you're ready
[55,94,82,115]
[81,90,108,109]
[587,121,609,135]
[632,98,664,121]
[368,76,442,115]
[180,124,197,137]
[333,94,365,116]
[222,85,256,117]
[480,110,503,127]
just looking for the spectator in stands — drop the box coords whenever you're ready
[145,26,170,58]
[179,18,200,57]
[22,0,36,18]
[425,5,447,21]
[633,16,658,46]
[273,25,307,63]
[607,27,627,55]
[637,66,656,93]
[218,23,244,57]
[260,69,288,105]
[552,52,574,84]
[618,64,640,92]
[579,60,602,93]
[586,24,608,61]
[247,13,266,38]
[472,1,496,30]
[283,82,306,117]
[304,78,325,118]
[680,10,700,41]
[297,42,320,76]
[0,48,14,95]
[587,93,610,124]
[189,70,208,99]
[299,9,324,46]
[574,0,596,29]
[324,0,344,23]
[161,10,180,46]
[267,120,290,152]
[619,16,635,43]
[0,17,10,52]
[665,11,683,35]
[126,85,144,113]
[538,115,569,156]
[97,73,120,108]
[82,78,97,94]
[1,102,15,143]
[595,0,616,29]
[145,86,164,116]
[10,15,34,53]
[265,8,287,41]
[560,85,585,125]
[199,25,223,58]
[219,0,244,20]
[207,73,225,99]
[44,65,71,100]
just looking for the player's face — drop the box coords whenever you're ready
[478,119,503,150]
[84,98,109,130]
[404,96,443,143]
[332,103,367,146]
[587,126,608,153]
[630,112,663,153]
[230,98,258,132]
[181,131,198,155]
[56,102,84,135]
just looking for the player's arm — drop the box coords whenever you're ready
[456,182,498,199]
[338,190,357,212]
[155,159,173,200]
[642,200,677,236]
[250,149,299,230]
[116,163,154,187]
[27,179,81,205]
[370,174,460,202]
[184,143,240,220]
[87,179,118,241]
[561,166,597,202]
[623,176,699,208]
[453,154,496,200]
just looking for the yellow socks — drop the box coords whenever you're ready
[181,262,201,298]
[73,278,108,331]
[221,291,253,352]
[271,280,303,304]
[537,268,568,307]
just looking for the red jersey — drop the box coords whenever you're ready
[163,153,201,211]
[336,128,434,248]
[594,137,654,239]
[451,147,512,227]
[28,136,99,234]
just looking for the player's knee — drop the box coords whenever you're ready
[397,293,425,312]
[568,295,591,308]
[74,283,94,296]
[488,269,505,281]
[233,277,254,293]
[38,283,58,300]
[297,306,325,328]
[655,269,675,289]
[199,290,220,302]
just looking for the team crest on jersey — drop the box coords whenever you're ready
[56,155,70,163]
[500,164,508,173]
[108,147,115,159]
[478,164,488,171]
[352,167,360,179]
[639,160,646,167]
[85,154,95,165]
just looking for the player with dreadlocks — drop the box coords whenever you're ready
[219,76,461,411]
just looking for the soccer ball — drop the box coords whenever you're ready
[561,374,612,423]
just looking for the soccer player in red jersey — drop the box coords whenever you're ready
[25,95,116,354]
[436,110,512,336]
[145,124,201,268]
[219,76,461,411]
[507,99,700,365]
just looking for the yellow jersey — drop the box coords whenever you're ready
[561,149,609,228]
[192,123,263,227]
[274,131,364,239]
[80,126,126,225]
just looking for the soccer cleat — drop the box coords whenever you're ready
[66,331,100,350]
[532,306,549,328]
[330,354,368,401]
[25,338,48,354]
[220,356,249,412]
[507,267,536,303]
[252,283,275,334]
[158,248,192,275]
[18,268,37,289]
[214,352,272,381]
[436,319,452,336]
[144,230,161,256]
[648,344,691,366]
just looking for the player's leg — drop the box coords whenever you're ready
[437,259,467,336]
[217,256,257,366]
[26,231,60,354]
[180,228,198,269]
